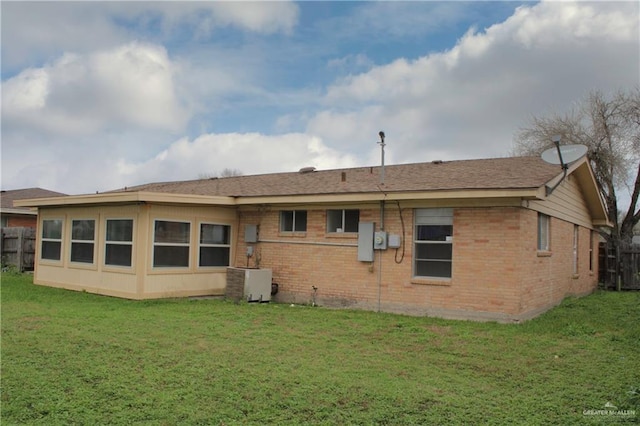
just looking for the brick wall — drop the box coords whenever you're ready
[234,204,598,321]
[519,210,598,318]
[7,215,37,228]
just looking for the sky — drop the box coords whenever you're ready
[1,1,639,195]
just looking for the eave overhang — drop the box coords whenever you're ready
[15,187,544,209]
[14,191,237,208]
[0,208,38,216]
[233,188,543,205]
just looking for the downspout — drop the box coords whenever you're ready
[377,131,387,312]
[378,200,385,312]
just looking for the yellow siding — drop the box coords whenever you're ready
[528,175,593,228]
[34,203,238,299]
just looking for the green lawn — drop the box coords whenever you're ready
[1,273,639,425]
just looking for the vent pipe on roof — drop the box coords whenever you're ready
[378,131,386,185]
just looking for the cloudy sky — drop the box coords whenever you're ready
[1,1,638,195]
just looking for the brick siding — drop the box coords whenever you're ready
[7,215,37,228]
[233,205,598,321]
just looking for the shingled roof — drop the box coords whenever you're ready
[1,188,67,211]
[117,156,561,198]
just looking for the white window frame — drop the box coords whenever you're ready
[589,230,594,272]
[537,213,550,251]
[327,209,359,233]
[280,210,307,233]
[152,219,191,268]
[413,208,453,280]
[198,222,232,268]
[573,225,579,275]
[70,218,96,264]
[41,218,64,262]
[104,218,134,268]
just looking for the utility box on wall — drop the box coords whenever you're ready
[245,224,258,243]
[388,234,402,249]
[374,231,388,250]
[357,222,374,261]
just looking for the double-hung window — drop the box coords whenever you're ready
[105,219,134,267]
[327,209,359,233]
[153,220,190,268]
[589,230,594,272]
[538,213,550,251]
[41,219,63,261]
[414,208,453,279]
[70,219,96,263]
[280,210,307,232]
[199,223,231,267]
[572,225,579,275]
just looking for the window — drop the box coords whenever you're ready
[41,219,63,261]
[153,220,190,268]
[70,219,95,263]
[414,208,453,279]
[280,210,307,232]
[573,225,579,275]
[589,230,594,272]
[105,219,133,267]
[327,209,359,233]
[199,223,231,267]
[537,214,550,251]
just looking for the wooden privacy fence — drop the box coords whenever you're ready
[1,227,36,272]
[599,242,640,290]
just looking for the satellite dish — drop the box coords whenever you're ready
[541,144,588,165]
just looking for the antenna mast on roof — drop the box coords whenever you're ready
[378,131,386,185]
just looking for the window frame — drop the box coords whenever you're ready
[152,219,191,269]
[279,210,308,233]
[69,218,96,265]
[104,218,134,268]
[198,222,232,268]
[413,208,453,280]
[589,230,594,272]
[326,209,360,233]
[41,218,64,262]
[572,225,579,275]
[537,213,551,252]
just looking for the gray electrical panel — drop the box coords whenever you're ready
[357,222,374,262]
[388,234,402,249]
[245,224,258,243]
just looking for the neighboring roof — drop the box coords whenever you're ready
[119,156,561,198]
[1,188,66,214]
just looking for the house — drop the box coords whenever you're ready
[1,188,66,228]
[15,156,610,322]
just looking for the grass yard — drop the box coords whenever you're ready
[1,273,639,425]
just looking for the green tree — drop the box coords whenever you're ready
[513,89,640,244]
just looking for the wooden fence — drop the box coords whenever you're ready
[1,227,36,272]
[599,242,640,290]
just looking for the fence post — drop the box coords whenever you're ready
[16,228,24,272]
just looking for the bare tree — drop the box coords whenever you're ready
[197,168,243,180]
[513,89,640,244]
[219,168,243,178]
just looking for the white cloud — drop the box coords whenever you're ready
[2,1,638,197]
[112,133,358,189]
[1,2,299,72]
[190,2,299,35]
[307,1,639,164]
[3,42,188,136]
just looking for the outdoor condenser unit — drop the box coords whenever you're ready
[242,268,272,303]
